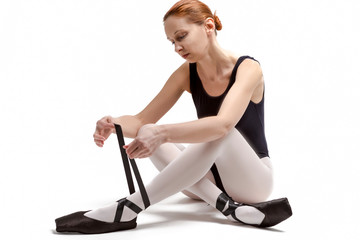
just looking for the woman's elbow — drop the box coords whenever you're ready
[217,118,234,138]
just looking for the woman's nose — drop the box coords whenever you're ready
[174,43,183,53]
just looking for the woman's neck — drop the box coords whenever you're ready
[196,41,236,82]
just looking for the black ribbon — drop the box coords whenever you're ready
[114,124,150,209]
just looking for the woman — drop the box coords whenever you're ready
[55,0,292,234]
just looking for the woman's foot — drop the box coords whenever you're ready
[226,205,266,225]
[216,193,292,227]
[84,199,139,222]
[55,198,142,234]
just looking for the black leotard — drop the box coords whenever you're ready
[189,56,269,158]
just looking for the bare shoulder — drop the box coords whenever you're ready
[233,56,264,103]
[227,52,262,75]
[236,57,263,82]
[169,61,190,93]
[175,61,190,75]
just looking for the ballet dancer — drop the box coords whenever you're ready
[55,0,292,234]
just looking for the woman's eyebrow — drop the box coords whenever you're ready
[167,30,182,40]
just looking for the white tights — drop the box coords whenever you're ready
[85,128,273,224]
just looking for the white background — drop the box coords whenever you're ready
[1,0,359,239]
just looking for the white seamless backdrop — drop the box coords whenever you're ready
[0,0,359,239]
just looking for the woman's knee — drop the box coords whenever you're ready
[182,171,216,201]
[149,142,184,171]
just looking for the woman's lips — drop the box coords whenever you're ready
[182,53,189,59]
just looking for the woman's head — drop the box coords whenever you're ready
[163,0,222,33]
[163,0,222,62]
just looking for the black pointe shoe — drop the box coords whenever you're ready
[55,124,151,234]
[55,198,142,234]
[216,193,292,228]
[246,197,293,227]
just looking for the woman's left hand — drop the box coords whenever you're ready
[124,124,165,159]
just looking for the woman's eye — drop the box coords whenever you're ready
[169,33,187,45]
[177,33,187,41]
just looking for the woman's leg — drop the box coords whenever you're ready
[149,142,219,201]
[215,129,273,203]
[85,128,273,223]
[209,129,273,224]
[148,130,273,224]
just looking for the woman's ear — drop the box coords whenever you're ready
[204,17,215,34]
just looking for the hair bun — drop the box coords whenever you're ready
[213,11,222,31]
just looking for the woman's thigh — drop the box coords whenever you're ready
[215,129,274,203]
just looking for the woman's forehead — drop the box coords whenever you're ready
[164,16,193,36]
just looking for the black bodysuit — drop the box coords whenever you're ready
[189,56,269,193]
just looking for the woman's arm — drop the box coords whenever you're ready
[160,59,263,143]
[125,59,263,158]
[111,62,189,138]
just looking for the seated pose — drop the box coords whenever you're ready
[55,0,292,234]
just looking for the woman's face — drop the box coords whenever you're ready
[164,16,210,62]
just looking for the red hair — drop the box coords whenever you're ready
[163,0,222,32]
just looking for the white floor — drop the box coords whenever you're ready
[7,192,360,240]
[2,138,360,240]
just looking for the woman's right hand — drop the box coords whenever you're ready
[93,116,115,147]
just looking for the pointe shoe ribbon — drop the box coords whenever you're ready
[55,124,150,234]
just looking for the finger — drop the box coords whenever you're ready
[128,148,140,159]
[95,140,104,147]
[135,149,151,159]
[126,140,140,156]
[93,133,106,141]
[127,148,138,159]
[94,138,103,144]
[128,146,147,159]
[130,143,152,158]
[94,137,105,145]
